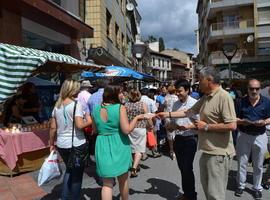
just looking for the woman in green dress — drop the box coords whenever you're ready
[91,85,148,200]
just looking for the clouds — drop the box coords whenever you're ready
[137,0,198,54]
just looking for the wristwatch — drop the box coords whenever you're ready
[204,124,209,132]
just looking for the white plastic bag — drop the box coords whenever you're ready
[38,150,62,186]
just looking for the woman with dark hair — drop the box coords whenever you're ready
[91,85,149,200]
[126,89,151,177]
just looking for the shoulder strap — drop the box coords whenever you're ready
[72,101,78,148]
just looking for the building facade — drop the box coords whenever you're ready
[149,51,172,83]
[197,0,270,79]
[85,0,141,67]
[0,0,93,59]
[161,49,195,82]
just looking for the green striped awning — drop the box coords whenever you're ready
[0,43,100,103]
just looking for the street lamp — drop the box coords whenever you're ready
[222,43,238,81]
[132,42,147,72]
[132,42,147,89]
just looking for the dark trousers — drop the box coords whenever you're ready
[58,143,86,200]
[174,135,198,200]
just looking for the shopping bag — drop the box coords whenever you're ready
[38,150,62,186]
[146,131,157,149]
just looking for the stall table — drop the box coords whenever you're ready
[0,129,50,176]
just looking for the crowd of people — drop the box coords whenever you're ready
[47,66,270,200]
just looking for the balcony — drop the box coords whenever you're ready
[257,0,270,8]
[208,49,254,65]
[208,20,254,41]
[207,0,253,19]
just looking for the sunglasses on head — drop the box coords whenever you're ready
[248,87,261,91]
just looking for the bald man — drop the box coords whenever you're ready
[235,79,270,199]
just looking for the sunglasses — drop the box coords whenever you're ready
[248,87,261,91]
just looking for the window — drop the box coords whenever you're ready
[158,59,161,67]
[106,9,112,39]
[258,38,270,55]
[122,34,125,54]
[167,60,170,68]
[223,15,239,29]
[258,7,270,24]
[152,58,155,66]
[162,59,164,68]
[115,23,120,48]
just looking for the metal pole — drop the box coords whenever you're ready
[228,59,232,82]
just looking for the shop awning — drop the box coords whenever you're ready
[0,43,102,103]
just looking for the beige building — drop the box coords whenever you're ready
[162,49,195,82]
[196,0,270,79]
[85,0,141,67]
[149,51,172,83]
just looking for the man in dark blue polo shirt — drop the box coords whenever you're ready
[235,79,270,200]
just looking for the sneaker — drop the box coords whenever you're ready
[234,188,243,197]
[262,182,270,190]
[253,190,262,200]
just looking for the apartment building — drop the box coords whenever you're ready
[196,0,270,79]
[162,49,194,82]
[149,51,172,83]
[85,0,141,67]
[0,0,93,59]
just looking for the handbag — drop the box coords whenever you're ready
[146,130,157,149]
[67,101,89,169]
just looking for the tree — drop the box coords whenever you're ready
[147,35,157,43]
[159,37,165,51]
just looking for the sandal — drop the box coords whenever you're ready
[130,168,138,178]
[170,152,176,160]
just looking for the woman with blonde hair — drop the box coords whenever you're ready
[164,85,178,160]
[49,79,92,200]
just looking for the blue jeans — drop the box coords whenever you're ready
[58,143,86,200]
[174,135,198,200]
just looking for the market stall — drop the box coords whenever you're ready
[0,43,101,175]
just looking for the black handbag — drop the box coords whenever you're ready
[67,101,89,169]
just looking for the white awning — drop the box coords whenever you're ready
[0,43,101,102]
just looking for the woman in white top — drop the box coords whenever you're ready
[164,85,179,160]
[49,79,92,200]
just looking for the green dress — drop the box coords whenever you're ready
[92,104,132,178]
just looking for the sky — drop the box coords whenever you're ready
[137,0,198,55]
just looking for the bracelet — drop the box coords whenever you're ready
[169,112,172,118]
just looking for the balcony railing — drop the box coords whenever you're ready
[211,20,254,31]
[208,20,254,39]
[207,0,253,19]
[208,49,254,65]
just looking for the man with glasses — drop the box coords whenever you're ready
[235,79,270,200]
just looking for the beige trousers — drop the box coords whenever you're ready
[199,153,232,200]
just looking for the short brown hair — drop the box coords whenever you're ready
[128,89,141,102]
[167,85,176,94]
[103,85,121,104]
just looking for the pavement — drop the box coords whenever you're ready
[1,150,270,200]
